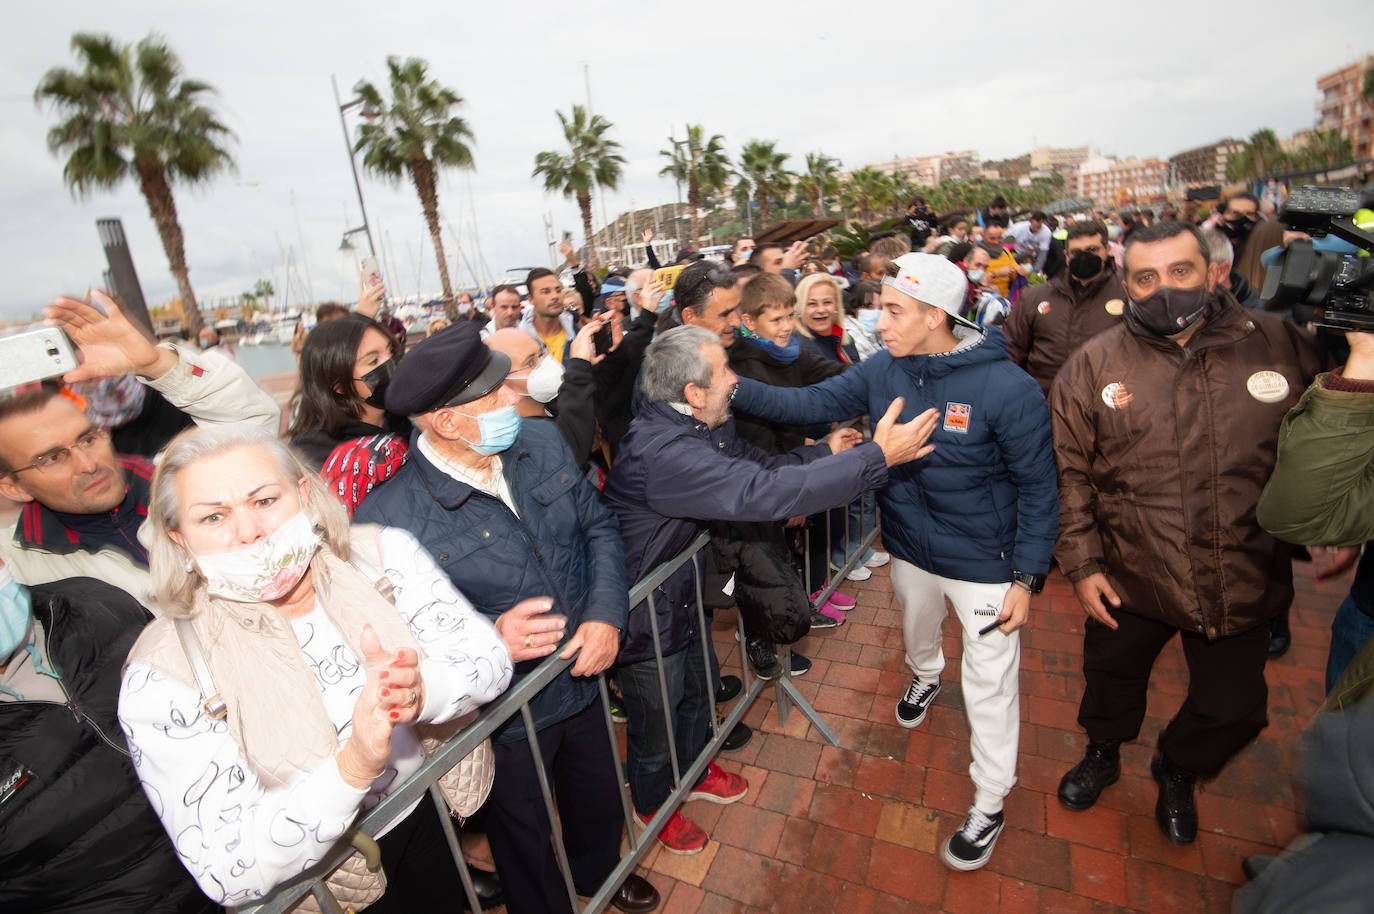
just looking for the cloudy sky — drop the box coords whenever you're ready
[1,1,1370,319]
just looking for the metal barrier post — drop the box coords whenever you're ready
[428,784,483,914]
[520,704,583,913]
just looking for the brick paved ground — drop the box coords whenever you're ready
[624,558,1347,914]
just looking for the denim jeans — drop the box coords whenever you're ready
[615,621,712,815]
[1327,594,1374,691]
[830,491,878,569]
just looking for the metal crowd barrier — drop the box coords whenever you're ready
[239,496,879,914]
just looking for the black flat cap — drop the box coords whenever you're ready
[384,321,511,415]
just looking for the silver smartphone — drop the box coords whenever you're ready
[0,326,78,389]
[360,256,383,290]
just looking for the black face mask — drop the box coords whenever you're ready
[1068,252,1105,283]
[1128,286,1213,337]
[1221,217,1254,241]
[358,358,397,408]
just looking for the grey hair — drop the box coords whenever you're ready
[146,423,351,616]
[641,326,718,404]
[1201,228,1235,267]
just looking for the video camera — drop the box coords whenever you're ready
[1260,184,1374,331]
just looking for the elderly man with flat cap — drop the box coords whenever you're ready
[354,322,658,914]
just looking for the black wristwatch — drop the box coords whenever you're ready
[1012,571,1045,594]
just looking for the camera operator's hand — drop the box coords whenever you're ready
[46,289,177,382]
[1344,332,1374,381]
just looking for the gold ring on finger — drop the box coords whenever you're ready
[524,634,533,648]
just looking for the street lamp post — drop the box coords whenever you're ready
[331,74,377,258]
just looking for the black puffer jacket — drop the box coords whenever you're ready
[729,337,845,455]
[0,579,218,913]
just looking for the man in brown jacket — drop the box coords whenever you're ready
[1049,220,1322,845]
[1004,220,1126,396]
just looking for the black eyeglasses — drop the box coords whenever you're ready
[8,427,111,475]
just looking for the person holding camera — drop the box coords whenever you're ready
[1258,332,1374,695]
[1049,221,1323,846]
[0,291,280,610]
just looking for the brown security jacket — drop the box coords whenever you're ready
[1049,294,1324,638]
[1005,269,1127,395]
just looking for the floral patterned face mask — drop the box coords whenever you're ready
[193,510,322,603]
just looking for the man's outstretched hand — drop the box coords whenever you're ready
[871,398,938,467]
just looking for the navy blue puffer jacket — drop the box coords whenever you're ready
[732,325,1059,583]
[355,421,628,742]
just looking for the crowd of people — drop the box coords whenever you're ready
[2,185,1373,913]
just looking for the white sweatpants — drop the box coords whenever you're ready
[891,558,1021,813]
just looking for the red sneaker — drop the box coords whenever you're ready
[637,808,707,855]
[688,762,748,804]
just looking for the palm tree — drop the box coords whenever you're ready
[1295,128,1354,171]
[839,167,895,225]
[659,125,731,245]
[731,178,754,237]
[35,32,235,339]
[252,278,275,311]
[797,153,841,217]
[533,104,625,271]
[1227,127,1286,182]
[738,140,792,227]
[353,56,473,319]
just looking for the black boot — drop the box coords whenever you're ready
[1151,753,1198,845]
[1267,614,1291,660]
[1057,739,1121,811]
[462,867,504,910]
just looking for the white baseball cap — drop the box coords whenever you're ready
[882,253,977,328]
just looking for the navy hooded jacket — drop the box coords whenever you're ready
[602,401,888,664]
[354,421,628,742]
[731,325,1059,583]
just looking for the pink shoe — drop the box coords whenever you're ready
[817,604,845,624]
[812,586,856,612]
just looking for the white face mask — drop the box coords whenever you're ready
[192,510,321,603]
[521,354,565,403]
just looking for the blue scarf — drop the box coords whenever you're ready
[741,327,801,365]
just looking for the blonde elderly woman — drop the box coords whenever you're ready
[117,424,515,912]
[794,272,859,365]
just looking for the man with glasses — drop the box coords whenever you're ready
[1003,220,1127,396]
[0,291,280,610]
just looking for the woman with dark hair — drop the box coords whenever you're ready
[288,314,409,468]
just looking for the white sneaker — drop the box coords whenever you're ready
[864,551,890,569]
[844,565,873,582]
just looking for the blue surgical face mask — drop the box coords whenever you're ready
[457,405,522,455]
[857,310,881,334]
[0,575,33,660]
[966,268,986,283]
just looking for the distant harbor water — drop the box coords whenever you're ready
[231,342,296,380]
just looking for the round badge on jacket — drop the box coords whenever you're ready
[1246,370,1290,403]
[1101,382,1133,410]
[1104,299,1124,316]
[1037,301,1051,315]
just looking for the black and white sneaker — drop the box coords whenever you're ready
[895,677,940,728]
[942,807,1005,871]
